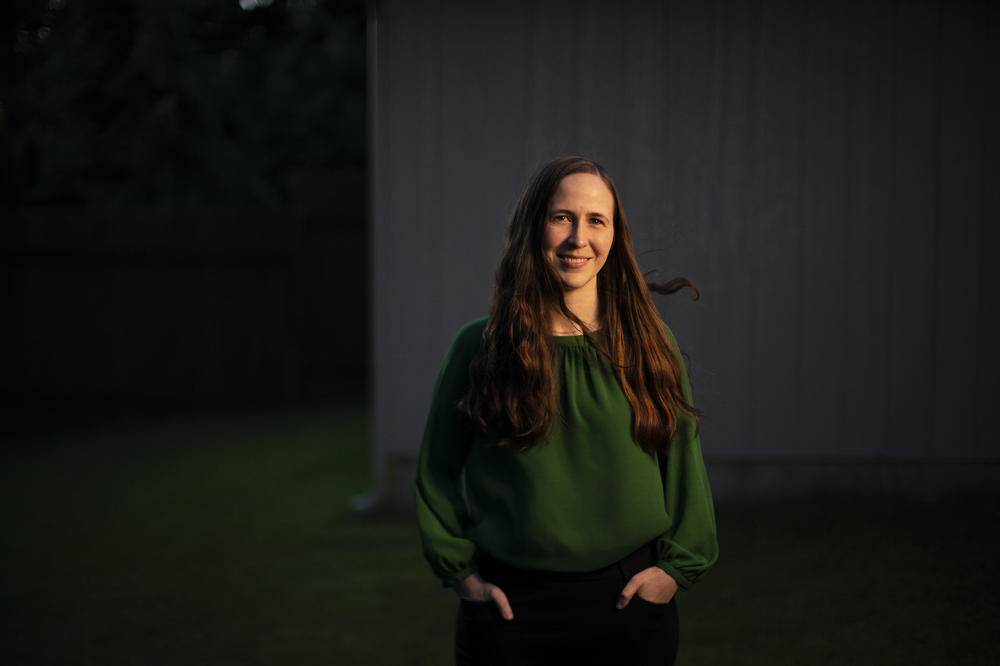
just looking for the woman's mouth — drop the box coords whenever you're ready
[557,255,591,268]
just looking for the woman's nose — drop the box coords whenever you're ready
[566,222,586,247]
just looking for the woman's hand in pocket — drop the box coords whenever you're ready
[616,567,678,609]
[455,573,514,620]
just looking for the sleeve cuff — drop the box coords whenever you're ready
[655,560,693,591]
[441,565,478,589]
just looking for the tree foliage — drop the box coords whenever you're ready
[0,0,365,205]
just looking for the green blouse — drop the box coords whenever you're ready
[414,317,718,589]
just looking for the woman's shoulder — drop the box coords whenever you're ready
[455,316,488,339]
[446,316,488,357]
[658,319,681,341]
[659,320,684,358]
[433,317,487,380]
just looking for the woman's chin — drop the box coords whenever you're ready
[558,275,597,293]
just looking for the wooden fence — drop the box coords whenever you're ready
[1,169,366,408]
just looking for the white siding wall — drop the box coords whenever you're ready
[368,0,999,504]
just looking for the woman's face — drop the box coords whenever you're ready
[542,172,615,296]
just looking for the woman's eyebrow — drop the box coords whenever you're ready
[548,207,609,218]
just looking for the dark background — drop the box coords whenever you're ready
[2,0,367,411]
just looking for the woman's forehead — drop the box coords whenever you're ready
[549,173,615,213]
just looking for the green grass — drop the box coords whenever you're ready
[2,405,998,665]
[683,496,1000,665]
[1,404,455,665]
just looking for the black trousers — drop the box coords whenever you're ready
[455,543,679,666]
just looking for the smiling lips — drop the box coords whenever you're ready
[557,254,592,268]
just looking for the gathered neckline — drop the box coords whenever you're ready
[550,329,604,347]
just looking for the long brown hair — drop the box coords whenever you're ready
[462,156,699,452]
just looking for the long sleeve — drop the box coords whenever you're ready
[655,326,719,589]
[413,319,487,587]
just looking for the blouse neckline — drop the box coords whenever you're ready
[550,329,604,347]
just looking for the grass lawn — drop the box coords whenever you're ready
[2,403,997,665]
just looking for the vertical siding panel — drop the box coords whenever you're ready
[621,0,668,260]
[798,0,850,456]
[484,5,535,277]
[932,3,986,459]
[376,0,443,458]
[842,1,895,458]
[978,2,1000,459]
[662,1,725,449]
[637,2,697,358]
[371,0,392,475]
[370,0,389,489]
[525,0,580,163]
[711,1,759,455]
[577,0,627,164]
[751,0,805,458]
[886,2,940,458]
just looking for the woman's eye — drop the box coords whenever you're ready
[590,217,607,226]
[552,214,570,222]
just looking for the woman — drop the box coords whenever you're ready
[415,157,717,665]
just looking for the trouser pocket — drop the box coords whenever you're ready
[455,599,508,666]
[621,596,680,664]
